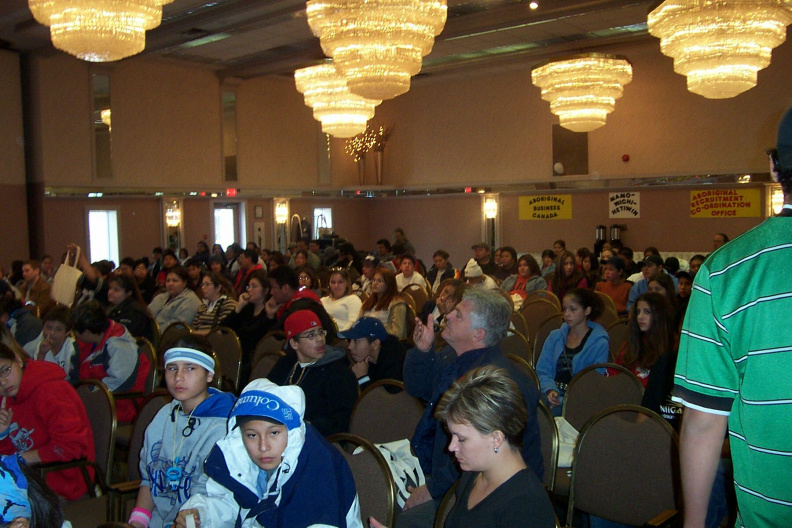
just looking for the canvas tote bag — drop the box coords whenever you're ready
[51,247,83,306]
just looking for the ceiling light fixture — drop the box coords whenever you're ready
[306,0,448,100]
[295,63,381,138]
[531,53,632,132]
[648,0,792,99]
[28,0,173,62]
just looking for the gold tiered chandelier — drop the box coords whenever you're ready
[295,63,382,138]
[531,53,633,133]
[28,0,173,62]
[648,0,792,99]
[305,0,448,100]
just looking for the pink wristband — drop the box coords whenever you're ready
[129,507,152,528]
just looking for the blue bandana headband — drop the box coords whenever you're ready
[0,455,31,523]
[164,347,215,374]
[231,390,301,430]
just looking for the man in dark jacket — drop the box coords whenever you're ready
[264,266,337,343]
[398,287,543,528]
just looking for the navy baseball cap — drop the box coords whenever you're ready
[338,317,388,341]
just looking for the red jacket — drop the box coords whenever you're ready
[234,263,264,295]
[76,320,150,423]
[0,360,95,500]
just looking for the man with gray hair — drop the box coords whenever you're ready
[397,287,542,528]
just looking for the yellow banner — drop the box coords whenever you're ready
[690,188,760,218]
[519,195,572,220]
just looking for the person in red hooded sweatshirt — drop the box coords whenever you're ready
[70,302,150,423]
[264,266,338,343]
[0,338,95,500]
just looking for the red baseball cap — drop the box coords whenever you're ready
[284,310,322,340]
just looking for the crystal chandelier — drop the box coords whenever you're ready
[306,0,448,100]
[28,0,173,62]
[648,0,792,99]
[295,63,381,138]
[531,53,633,133]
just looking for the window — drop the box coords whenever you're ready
[313,207,332,238]
[88,209,119,264]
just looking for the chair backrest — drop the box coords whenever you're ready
[433,480,459,528]
[536,401,559,492]
[594,290,617,313]
[327,433,398,527]
[127,390,172,480]
[562,363,645,431]
[350,380,424,444]
[158,321,193,360]
[510,311,529,341]
[500,333,532,365]
[356,290,369,304]
[252,331,287,370]
[523,289,561,310]
[593,306,619,330]
[607,318,630,362]
[404,303,417,344]
[521,299,562,352]
[532,313,564,367]
[149,318,161,350]
[567,405,679,526]
[505,353,540,391]
[249,350,286,381]
[403,283,429,314]
[207,326,243,392]
[136,336,158,394]
[76,380,117,485]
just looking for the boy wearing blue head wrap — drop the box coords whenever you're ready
[175,379,362,528]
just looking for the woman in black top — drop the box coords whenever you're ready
[371,365,555,528]
[106,274,153,342]
[221,269,274,386]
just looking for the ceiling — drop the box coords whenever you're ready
[0,0,656,83]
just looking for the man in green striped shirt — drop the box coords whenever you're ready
[674,107,792,527]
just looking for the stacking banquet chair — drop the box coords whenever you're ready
[249,350,286,382]
[552,363,645,498]
[523,289,561,310]
[536,400,560,492]
[349,380,424,445]
[38,380,117,527]
[251,331,287,371]
[505,353,540,391]
[403,283,429,314]
[593,306,620,332]
[521,299,562,354]
[207,326,243,393]
[594,290,617,314]
[532,313,564,367]
[607,318,630,362]
[327,433,398,528]
[510,310,530,341]
[433,480,459,528]
[500,332,532,365]
[108,389,173,522]
[565,405,680,527]
[561,363,645,431]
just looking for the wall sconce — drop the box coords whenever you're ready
[165,201,181,227]
[484,198,498,219]
[769,185,784,215]
[275,202,288,224]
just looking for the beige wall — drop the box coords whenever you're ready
[6,35,792,265]
[0,50,30,265]
[41,197,162,262]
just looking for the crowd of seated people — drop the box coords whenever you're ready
[0,228,731,527]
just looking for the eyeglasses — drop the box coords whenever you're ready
[297,329,327,341]
[200,282,214,288]
[298,276,311,282]
[0,365,13,379]
[246,283,261,290]
[372,278,385,283]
